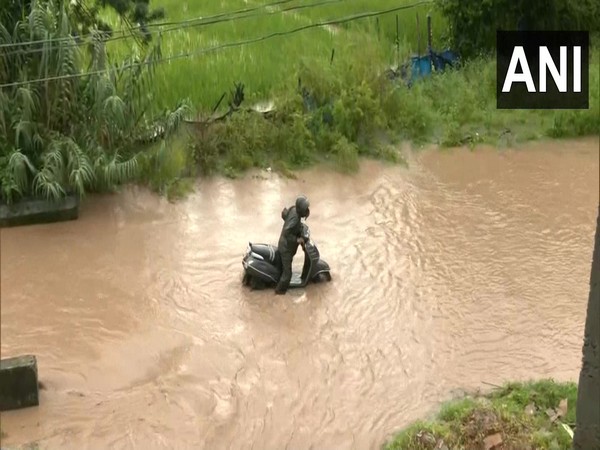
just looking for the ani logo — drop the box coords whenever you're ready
[496,30,589,109]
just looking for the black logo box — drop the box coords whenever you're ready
[496,30,589,110]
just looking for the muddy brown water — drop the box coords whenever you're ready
[1,137,598,450]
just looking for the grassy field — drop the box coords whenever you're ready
[101,0,445,110]
[98,0,600,136]
[385,380,579,450]
[95,0,599,198]
[98,0,599,136]
[3,1,595,203]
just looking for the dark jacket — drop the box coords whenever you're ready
[278,206,303,255]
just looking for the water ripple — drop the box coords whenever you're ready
[0,138,598,449]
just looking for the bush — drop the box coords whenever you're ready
[435,0,600,59]
[188,56,402,177]
[0,0,189,204]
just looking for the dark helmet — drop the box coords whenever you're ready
[295,195,310,218]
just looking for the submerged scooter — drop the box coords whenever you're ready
[241,222,332,290]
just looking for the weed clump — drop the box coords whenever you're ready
[385,379,578,450]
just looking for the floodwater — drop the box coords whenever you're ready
[1,137,598,450]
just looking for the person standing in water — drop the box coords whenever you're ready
[275,195,310,295]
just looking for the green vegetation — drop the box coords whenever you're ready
[385,380,579,450]
[1,0,599,204]
[106,0,598,189]
[436,0,600,59]
[0,0,188,204]
[185,48,598,178]
[99,0,446,110]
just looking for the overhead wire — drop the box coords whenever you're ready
[1,0,368,60]
[0,1,434,89]
[0,0,362,50]
[0,0,300,48]
[2,0,433,55]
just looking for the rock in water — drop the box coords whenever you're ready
[0,355,40,411]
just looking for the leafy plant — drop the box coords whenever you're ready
[0,0,188,204]
[435,0,600,59]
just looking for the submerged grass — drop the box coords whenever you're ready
[385,380,579,450]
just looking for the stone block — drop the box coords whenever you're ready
[0,194,79,228]
[0,355,39,411]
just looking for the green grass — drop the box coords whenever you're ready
[2,1,596,204]
[384,380,579,450]
[401,50,600,147]
[98,0,598,197]
[101,0,445,110]
[133,45,598,195]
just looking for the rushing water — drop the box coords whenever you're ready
[1,137,598,450]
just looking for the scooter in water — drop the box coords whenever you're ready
[241,223,332,290]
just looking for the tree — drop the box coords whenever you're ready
[434,0,600,59]
[0,0,165,48]
[573,203,600,449]
[70,0,166,44]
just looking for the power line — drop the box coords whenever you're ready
[1,0,387,51]
[0,0,299,48]
[0,1,434,89]
[139,0,311,29]
[0,0,356,57]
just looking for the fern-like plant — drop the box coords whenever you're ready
[0,0,189,205]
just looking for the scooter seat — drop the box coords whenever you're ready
[249,243,281,266]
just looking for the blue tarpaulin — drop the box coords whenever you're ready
[411,55,432,80]
[410,50,459,82]
[432,50,459,71]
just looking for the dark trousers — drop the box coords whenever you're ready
[275,250,293,294]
